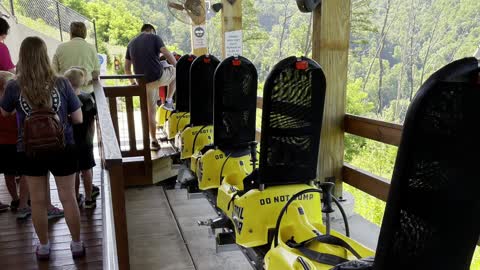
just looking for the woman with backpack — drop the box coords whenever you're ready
[0,37,85,260]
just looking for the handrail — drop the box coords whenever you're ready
[344,114,403,146]
[100,74,145,80]
[94,81,122,165]
[94,80,130,269]
[342,163,390,201]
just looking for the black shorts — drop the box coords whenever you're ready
[0,144,18,176]
[77,146,96,171]
[18,145,78,177]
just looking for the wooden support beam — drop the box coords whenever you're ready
[256,96,263,109]
[313,0,352,197]
[191,0,208,56]
[108,164,130,270]
[221,0,242,58]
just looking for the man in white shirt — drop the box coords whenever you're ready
[53,22,100,93]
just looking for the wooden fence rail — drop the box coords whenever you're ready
[94,81,130,270]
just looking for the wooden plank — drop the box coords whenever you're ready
[313,0,352,197]
[256,96,263,109]
[108,97,120,146]
[255,128,261,142]
[100,74,144,80]
[104,86,142,98]
[121,150,148,158]
[221,0,242,58]
[125,96,137,153]
[139,82,151,154]
[0,170,105,270]
[342,163,390,202]
[103,168,120,270]
[344,114,403,146]
[108,164,130,270]
[138,81,152,178]
[94,81,122,165]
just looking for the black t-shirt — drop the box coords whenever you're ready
[126,33,166,83]
[73,93,97,147]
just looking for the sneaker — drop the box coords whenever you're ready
[85,200,96,209]
[47,206,64,220]
[77,194,85,208]
[36,242,51,260]
[71,241,86,258]
[0,202,9,213]
[151,140,160,151]
[10,199,20,211]
[16,207,31,220]
[163,102,175,111]
[92,185,100,199]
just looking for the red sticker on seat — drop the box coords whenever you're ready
[296,60,309,70]
[232,59,241,66]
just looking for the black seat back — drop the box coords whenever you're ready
[214,56,258,150]
[374,57,480,270]
[190,54,220,126]
[175,54,196,112]
[258,56,326,186]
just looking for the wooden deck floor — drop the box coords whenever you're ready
[0,168,103,270]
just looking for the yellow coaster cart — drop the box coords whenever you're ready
[176,55,220,186]
[193,56,259,192]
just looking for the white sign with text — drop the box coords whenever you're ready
[225,30,243,57]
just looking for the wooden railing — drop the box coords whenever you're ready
[94,81,130,270]
[343,114,402,201]
[101,75,153,186]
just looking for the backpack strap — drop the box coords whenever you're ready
[20,88,61,116]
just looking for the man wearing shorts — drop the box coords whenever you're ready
[125,24,177,150]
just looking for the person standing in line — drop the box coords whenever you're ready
[125,23,177,150]
[0,16,14,213]
[52,21,100,93]
[1,37,85,260]
[64,67,99,209]
[0,71,21,213]
[0,17,15,73]
[51,21,100,204]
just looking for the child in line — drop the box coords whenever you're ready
[0,71,30,217]
[64,67,99,208]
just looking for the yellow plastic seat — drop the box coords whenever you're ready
[177,125,213,160]
[165,112,190,140]
[156,105,172,128]
[194,148,253,190]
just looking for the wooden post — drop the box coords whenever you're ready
[221,0,242,58]
[190,0,208,56]
[312,0,352,197]
[109,163,130,270]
